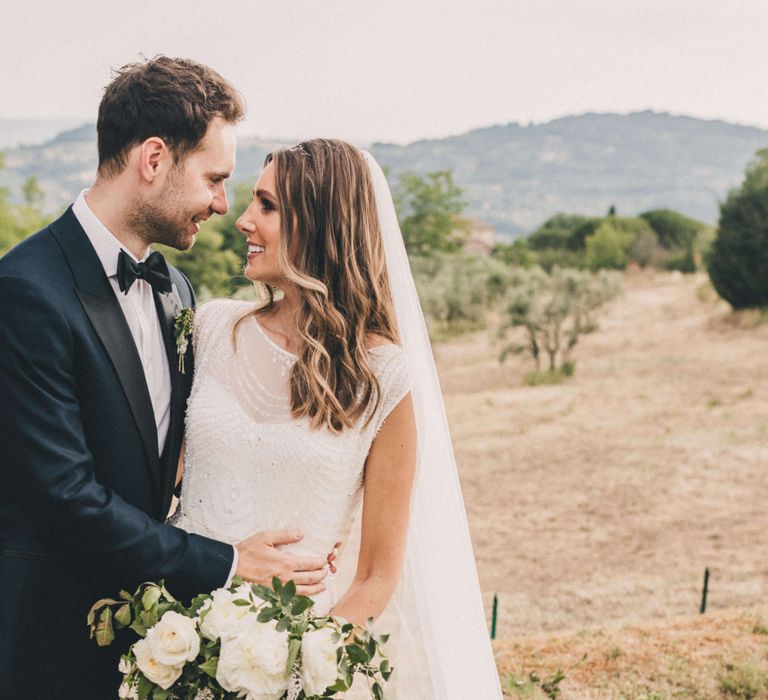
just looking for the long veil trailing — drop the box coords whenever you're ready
[348,152,503,698]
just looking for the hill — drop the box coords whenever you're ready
[1,112,766,235]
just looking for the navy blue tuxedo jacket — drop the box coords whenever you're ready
[0,208,234,699]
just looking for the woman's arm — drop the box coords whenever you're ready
[330,392,417,625]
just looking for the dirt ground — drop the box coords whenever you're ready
[436,271,768,640]
[493,606,768,698]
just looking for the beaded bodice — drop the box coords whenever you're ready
[173,300,410,609]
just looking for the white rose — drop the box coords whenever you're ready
[145,610,200,666]
[199,586,252,641]
[118,656,134,675]
[118,681,138,699]
[301,627,341,696]
[133,638,183,689]
[216,619,290,700]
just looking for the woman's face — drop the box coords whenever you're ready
[236,161,283,285]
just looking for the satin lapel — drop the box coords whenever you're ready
[154,289,183,511]
[50,209,162,493]
[75,288,162,492]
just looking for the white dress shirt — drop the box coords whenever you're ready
[73,191,238,583]
[73,191,171,454]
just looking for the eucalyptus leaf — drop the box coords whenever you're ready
[251,584,276,602]
[275,616,290,633]
[281,579,296,605]
[119,590,133,601]
[372,681,384,700]
[289,593,308,612]
[257,606,280,623]
[272,576,283,594]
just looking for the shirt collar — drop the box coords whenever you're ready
[72,190,148,278]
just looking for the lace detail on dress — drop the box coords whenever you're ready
[174,299,411,614]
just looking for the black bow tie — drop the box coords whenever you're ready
[116,249,172,295]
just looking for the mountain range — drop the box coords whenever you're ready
[1,111,766,237]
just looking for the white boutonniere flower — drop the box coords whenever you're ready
[174,308,195,374]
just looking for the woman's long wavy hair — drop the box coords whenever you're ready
[237,139,399,433]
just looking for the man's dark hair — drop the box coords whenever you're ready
[97,56,245,178]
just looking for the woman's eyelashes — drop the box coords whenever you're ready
[259,196,275,213]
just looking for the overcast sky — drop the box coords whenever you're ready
[2,0,767,144]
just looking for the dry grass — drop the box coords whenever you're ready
[434,270,768,695]
[494,608,768,699]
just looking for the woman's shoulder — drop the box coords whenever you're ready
[195,298,259,328]
[193,299,260,354]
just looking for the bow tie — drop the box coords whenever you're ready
[116,249,172,295]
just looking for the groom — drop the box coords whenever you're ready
[0,57,330,699]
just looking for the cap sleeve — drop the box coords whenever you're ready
[366,345,413,438]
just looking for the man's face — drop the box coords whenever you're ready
[135,116,237,250]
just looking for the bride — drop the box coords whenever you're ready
[172,139,502,698]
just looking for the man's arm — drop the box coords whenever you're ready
[0,275,232,597]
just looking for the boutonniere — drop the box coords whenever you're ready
[173,308,195,374]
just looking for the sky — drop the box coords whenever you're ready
[2,0,768,144]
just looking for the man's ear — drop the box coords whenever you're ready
[138,137,170,183]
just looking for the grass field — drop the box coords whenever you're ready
[436,271,768,697]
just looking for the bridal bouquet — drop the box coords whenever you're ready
[88,577,391,700]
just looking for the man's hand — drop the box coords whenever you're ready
[236,530,328,596]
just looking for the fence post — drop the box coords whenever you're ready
[700,567,710,614]
[491,593,498,639]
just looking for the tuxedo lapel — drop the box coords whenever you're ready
[153,287,189,513]
[51,209,163,494]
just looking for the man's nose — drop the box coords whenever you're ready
[213,186,229,215]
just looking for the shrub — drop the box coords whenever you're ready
[498,266,622,375]
[410,252,513,337]
[707,150,768,309]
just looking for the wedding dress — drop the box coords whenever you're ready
[172,298,411,618]
[174,152,503,699]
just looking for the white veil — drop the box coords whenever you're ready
[357,152,503,698]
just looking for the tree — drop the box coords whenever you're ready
[498,267,622,377]
[527,213,590,251]
[707,150,768,308]
[395,170,470,255]
[639,208,704,250]
[0,160,51,257]
[585,217,657,270]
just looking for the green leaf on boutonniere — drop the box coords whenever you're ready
[173,308,195,374]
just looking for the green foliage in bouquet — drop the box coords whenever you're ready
[88,577,392,700]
